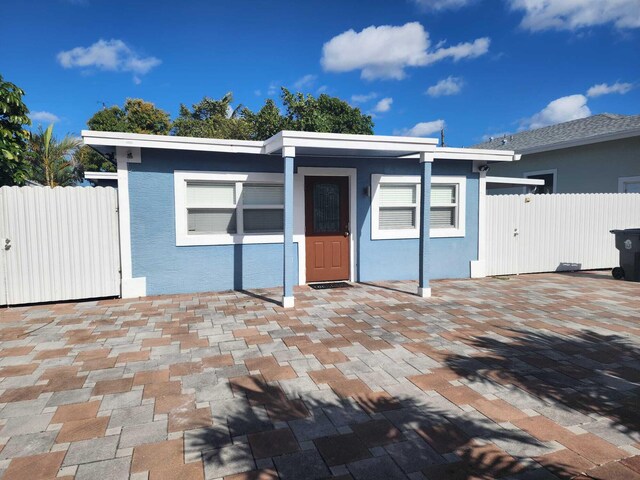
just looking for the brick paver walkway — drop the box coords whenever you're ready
[0,271,639,479]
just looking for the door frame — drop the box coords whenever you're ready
[294,167,357,284]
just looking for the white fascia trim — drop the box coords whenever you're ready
[486,176,544,186]
[404,147,519,162]
[618,176,640,193]
[174,170,289,246]
[295,167,358,285]
[84,130,440,158]
[84,171,118,180]
[265,130,438,155]
[517,127,640,155]
[83,130,264,155]
[370,175,467,240]
[116,146,146,298]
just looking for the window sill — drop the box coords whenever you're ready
[177,233,286,246]
[371,228,465,240]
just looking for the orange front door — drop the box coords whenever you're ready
[305,176,350,283]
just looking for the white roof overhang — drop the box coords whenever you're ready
[486,176,545,187]
[84,171,118,180]
[82,130,518,162]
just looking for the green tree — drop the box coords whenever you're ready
[280,88,373,135]
[241,99,285,140]
[26,124,82,187]
[79,98,171,172]
[172,93,252,139]
[243,88,374,140]
[0,74,32,185]
[87,105,126,132]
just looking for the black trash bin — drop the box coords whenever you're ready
[610,229,640,282]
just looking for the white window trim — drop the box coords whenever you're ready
[618,175,640,193]
[431,176,466,238]
[371,175,422,240]
[174,171,285,246]
[370,174,466,240]
[523,168,557,194]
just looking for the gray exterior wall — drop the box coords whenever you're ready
[488,136,640,194]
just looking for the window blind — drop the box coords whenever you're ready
[243,184,284,206]
[187,209,237,234]
[430,207,455,228]
[380,207,415,229]
[431,185,455,205]
[380,184,416,206]
[186,182,235,207]
[244,209,284,233]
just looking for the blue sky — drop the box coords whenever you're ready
[2,0,639,146]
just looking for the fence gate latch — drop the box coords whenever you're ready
[4,239,10,251]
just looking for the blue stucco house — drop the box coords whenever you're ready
[82,130,518,307]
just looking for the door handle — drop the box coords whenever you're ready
[344,223,350,237]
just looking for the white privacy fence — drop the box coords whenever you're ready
[486,193,640,277]
[0,186,120,306]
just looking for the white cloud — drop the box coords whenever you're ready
[423,37,489,64]
[267,81,280,96]
[57,39,160,82]
[395,120,445,137]
[372,97,393,113]
[586,81,634,97]
[321,22,490,80]
[523,94,591,130]
[426,76,464,97]
[508,0,640,31]
[351,92,378,103]
[293,74,317,90]
[413,0,472,11]
[316,85,328,94]
[30,111,60,124]
[254,89,262,96]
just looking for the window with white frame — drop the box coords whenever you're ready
[175,171,285,246]
[371,174,466,239]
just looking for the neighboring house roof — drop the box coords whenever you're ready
[472,113,640,154]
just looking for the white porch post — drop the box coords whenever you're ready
[418,152,434,297]
[471,162,488,278]
[282,146,295,308]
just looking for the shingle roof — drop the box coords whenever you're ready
[472,113,640,153]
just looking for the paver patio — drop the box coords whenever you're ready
[0,271,639,479]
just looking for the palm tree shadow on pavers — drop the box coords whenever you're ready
[444,329,640,451]
[190,375,576,479]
